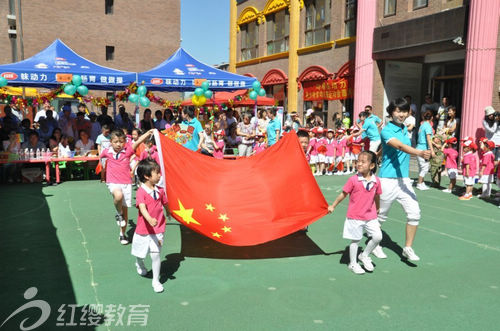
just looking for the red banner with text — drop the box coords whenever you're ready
[303,78,353,101]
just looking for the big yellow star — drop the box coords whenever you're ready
[218,213,229,222]
[221,226,231,233]
[212,232,222,238]
[173,199,201,226]
[205,203,215,212]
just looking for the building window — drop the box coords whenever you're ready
[240,21,258,61]
[413,0,427,10]
[105,0,114,14]
[305,0,331,46]
[384,0,396,16]
[106,46,115,61]
[266,10,289,55]
[344,0,356,37]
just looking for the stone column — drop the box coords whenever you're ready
[229,0,237,73]
[353,0,377,119]
[287,0,300,113]
[460,0,500,140]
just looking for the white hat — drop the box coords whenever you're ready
[306,108,314,117]
[485,106,495,116]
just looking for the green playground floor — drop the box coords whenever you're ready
[1,176,499,331]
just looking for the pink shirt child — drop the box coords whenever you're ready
[325,138,337,157]
[480,151,495,175]
[100,145,135,184]
[135,185,167,235]
[308,138,318,156]
[336,137,346,157]
[213,140,225,159]
[139,145,160,164]
[253,142,267,155]
[316,137,328,154]
[443,148,458,169]
[462,151,478,177]
[343,174,382,220]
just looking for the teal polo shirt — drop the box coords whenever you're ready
[416,121,432,150]
[182,117,203,151]
[362,119,381,142]
[267,117,282,146]
[379,121,411,178]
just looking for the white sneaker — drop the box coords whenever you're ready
[442,189,452,193]
[135,262,147,276]
[348,263,365,275]
[152,281,164,293]
[327,172,332,176]
[358,253,374,271]
[416,183,429,191]
[402,246,420,261]
[371,245,387,259]
[115,214,127,227]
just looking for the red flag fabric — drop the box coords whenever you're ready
[154,130,328,246]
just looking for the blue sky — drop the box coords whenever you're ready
[181,0,230,66]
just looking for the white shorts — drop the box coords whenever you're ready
[447,168,458,179]
[478,174,493,184]
[463,176,476,186]
[107,183,132,207]
[131,232,164,259]
[351,153,360,161]
[335,156,344,164]
[310,154,318,164]
[325,156,334,164]
[417,155,430,177]
[343,153,352,161]
[317,154,326,163]
[343,218,382,241]
[369,140,381,153]
[379,177,421,226]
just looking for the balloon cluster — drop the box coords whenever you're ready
[128,84,151,107]
[63,75,89,96]
[249,80,266,100]
[0,76,7,87]
[191,81,212,107]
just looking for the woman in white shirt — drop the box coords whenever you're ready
[75,130,95,156]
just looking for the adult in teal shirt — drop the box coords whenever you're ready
[181,107,203,152]
[359,112,381,153]
[415,110,435,190]
[375,98,430,262]
[266,108,282,146]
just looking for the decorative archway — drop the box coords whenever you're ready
[335,60,354,79]
[261,68,288,86]
[297,65,333,89]
[243,73,256,78]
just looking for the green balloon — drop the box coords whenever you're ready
[249,90,258,100]
[128,93,139,103]
[76,85,88,96]
[139,96,151,107]
[137,85,147,97]
[72,75,82,87]
[258,88,266,97]
[0,76,7,87]
[252,80,261,90]
[194,88,204,97]
[64,84,77,96]
[204,90,213,99]
[201,81,210,91]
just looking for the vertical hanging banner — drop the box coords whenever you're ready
[154,130,328,246]
[303,78,353,101]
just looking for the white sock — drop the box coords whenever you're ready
[364,232,382,256]
[349,240,360,265]
[150,252,161,284]
[482,183,491,197]
[136,257,146,269]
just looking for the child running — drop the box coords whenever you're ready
[132,159,168,293]
[478,140,495,198]
[442,137,459,193]
[459,138,478,201]
[328,151,382,274]
[100,128,154,244]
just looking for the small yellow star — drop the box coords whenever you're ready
[221,226,231,233]
[205,203,215,212]
[212,232,222,238]
[218,213,229,222]
[172,199,201,226]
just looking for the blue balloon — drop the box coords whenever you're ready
[64,84,77,96]
[249,90,258,100]
[137,85,147,97]
[204,90,213,99]
[139,96,151,107]
[194,88,204,97]
[258,88,266,97]
[76,85,88,96]
[128,93,139,103]
[0,76,7,87]
[72,75,82,87]
[201,81,210,91]
[252,80,261,90]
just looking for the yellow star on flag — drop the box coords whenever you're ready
[212,232,222,238]
[205,203,215,212]
[218,213,229,222]
[221,226,231,233]
[173,199,201,226]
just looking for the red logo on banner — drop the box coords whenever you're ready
[151,78,163,85]
[1,72,18,80]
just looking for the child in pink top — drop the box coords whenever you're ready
[139,139,160,164]
[132,159,169,293]
[335,129,347,175]
[100,129,154,244]
[328,151,382,275]
[213,129,225,159]
[442,137,459,193]
[253,134,267,155]
[325,129,337,175]
[478,140,495,198]
[459,139,478,200]
[306,128,319,174]
[316,127,328,176]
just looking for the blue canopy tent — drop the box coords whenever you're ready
[137,48,257,91]
[0,39,136,90]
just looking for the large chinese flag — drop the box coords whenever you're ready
[154,130,328,246]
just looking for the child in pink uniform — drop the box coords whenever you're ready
[328,151,382,275]
[132,159,168,293]
[213,129,225,159]
[253,134,267,155]
[478,140,495,198]
[442,137,459,193]
[307,128,319,174]
[335,129,347,175]
[459,138,478,201]
[100,129,154,244]
[325,129,337,175]
[139,138,160,164]
[316,127,328,176]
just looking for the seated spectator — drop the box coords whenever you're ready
[58,135,72,158]
[44,109,59,133]
[21,131,45,150]
[75,111,92,137]
[37,117,53,144]
[2,130,21,154]
[58,105,76,140]
[89,112,101,142]
[19,119,34,143]
[75,130,95,156]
